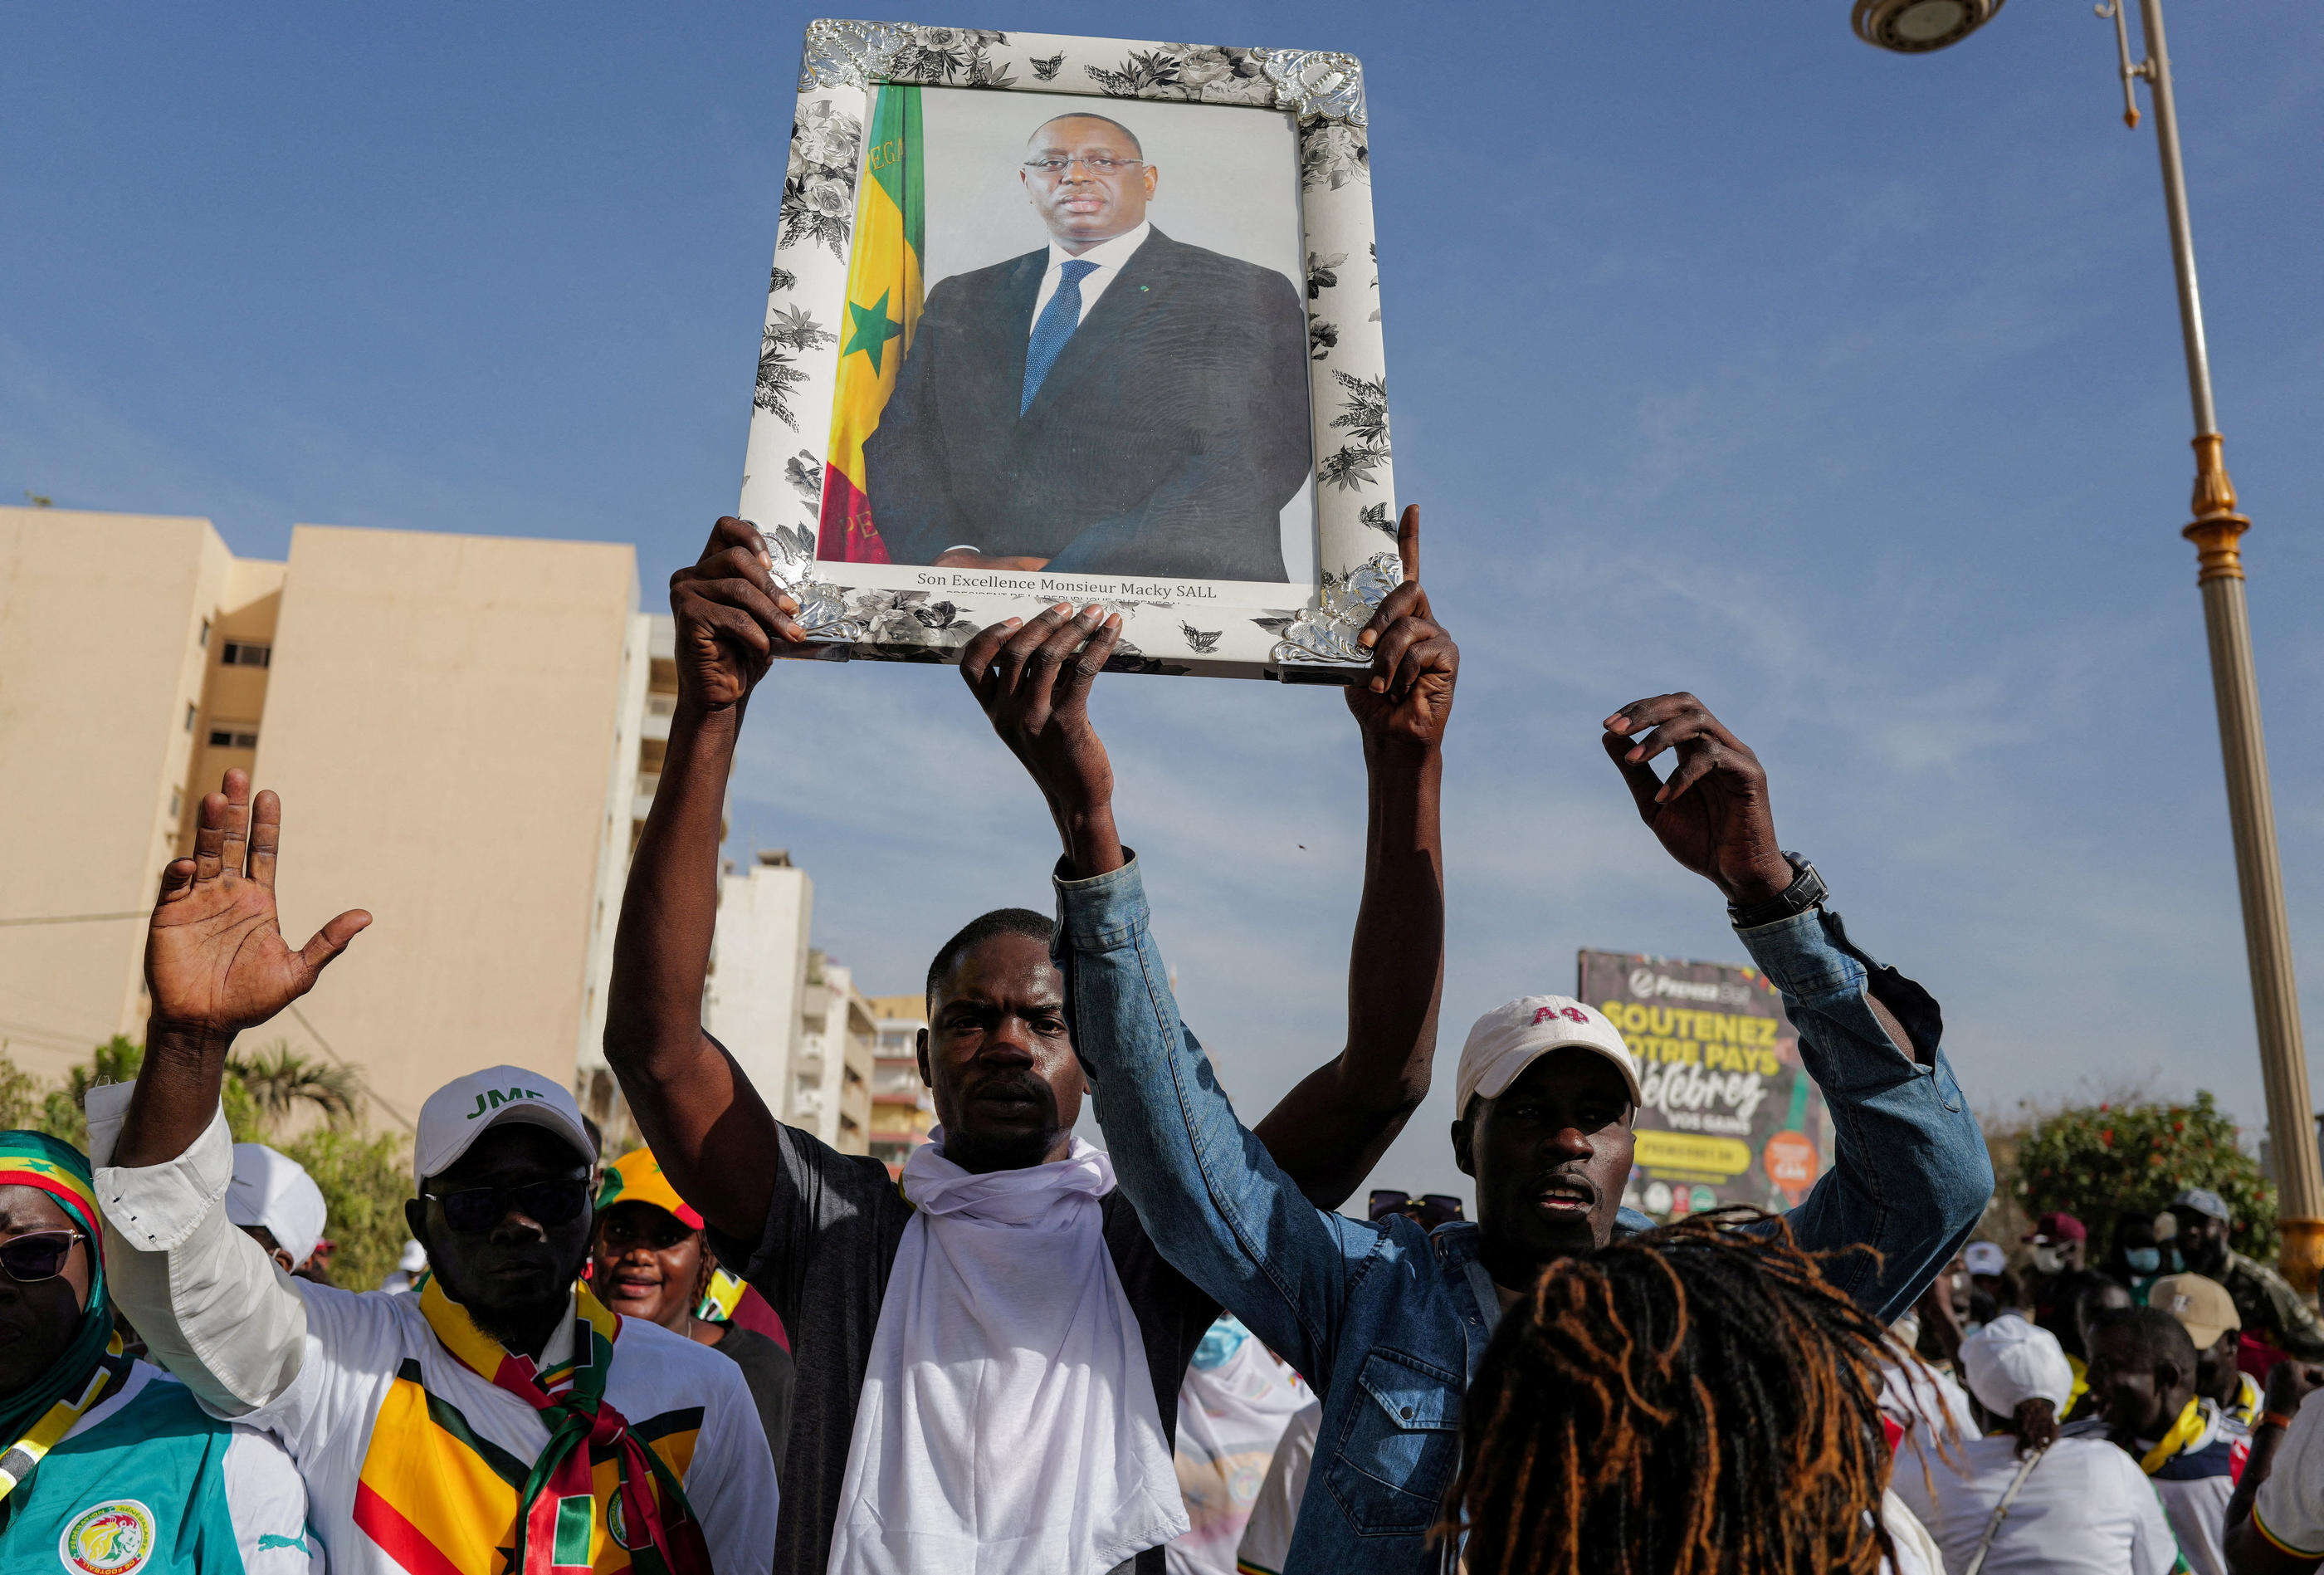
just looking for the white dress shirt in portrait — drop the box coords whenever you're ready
[1028,220,1153,334]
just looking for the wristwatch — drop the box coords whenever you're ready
[1728,852,1826,929]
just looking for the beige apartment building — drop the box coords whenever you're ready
[866,992,933,1177]
[1,506,875,1155]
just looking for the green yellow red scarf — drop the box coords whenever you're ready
[417,1277,710,1575]
[0,1132,133,1505]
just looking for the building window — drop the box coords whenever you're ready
[184,702,196,732]
[221,641,271,668]
[207,728,259,749]
[198,619,211,648]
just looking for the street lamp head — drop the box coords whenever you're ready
[1851,0,2006,52]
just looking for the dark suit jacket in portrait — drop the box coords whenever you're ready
[862,228,1311,583]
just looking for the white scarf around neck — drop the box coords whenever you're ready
[826,1130,1187,1574]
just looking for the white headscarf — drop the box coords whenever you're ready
[1960,1314,2074,1416]
[826,1131,1186,1574]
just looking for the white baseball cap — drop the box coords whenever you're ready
[413,1066,594,1186]
[1960,1314,2073,1417]
[1962,1240,2008,1277]
[225,1143,329,1268]
[1456,995,1642,1115]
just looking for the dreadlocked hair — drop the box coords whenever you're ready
[1439,1208,1898,1575]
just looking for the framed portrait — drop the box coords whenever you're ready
[740,21,1399,681]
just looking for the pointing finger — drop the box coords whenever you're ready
[1396,504,1419,583]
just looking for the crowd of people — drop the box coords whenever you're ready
[1,507,2317,1573]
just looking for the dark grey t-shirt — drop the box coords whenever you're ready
[706,1118,1217,1575]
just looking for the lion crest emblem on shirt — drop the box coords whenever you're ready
[58,1499,157,1575]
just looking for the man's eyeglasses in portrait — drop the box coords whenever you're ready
[1021,155,1145,179]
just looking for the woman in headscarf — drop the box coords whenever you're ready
[1888,1313,2180,1573]
[0,1131,314,1571]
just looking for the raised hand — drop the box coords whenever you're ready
[958,603,1125,877]
[669,516,809,712]
[1601,693,1792,905]
[145,770,371,1042]
[1345,505,1457,751]
[2266,1359,2324,1416]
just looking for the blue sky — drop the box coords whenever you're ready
[7,4,2320,1201]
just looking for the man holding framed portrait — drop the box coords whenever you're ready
[748,24,1391,677]
[862,108,1311,582]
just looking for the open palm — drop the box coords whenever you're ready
[145,771,369,1038]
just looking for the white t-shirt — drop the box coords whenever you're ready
[1233,1398,1319,1575]
[1888,1431,2180,1575]
[2255,1389,2324,1558]
[1165,1335,1310,1575]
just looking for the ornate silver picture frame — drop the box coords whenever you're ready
[739,21,1397,681]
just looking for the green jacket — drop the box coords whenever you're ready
[2223,1249,2324,1360]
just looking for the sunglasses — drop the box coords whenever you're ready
[424,1176,591,1235]
[595,1211,697,1253]
[0,1229,85,1284]
[1369,1190,1466,1225]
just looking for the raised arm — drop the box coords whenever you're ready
[963,507,1456,1210]
[98,770,370,1414]
[115,773,371,1167]
[1249,506,1453,1208]
[1600,693,1992,1319]
[600,517,808,1244]
[955,604,1364,1377]
[2226,1362,2324,1573]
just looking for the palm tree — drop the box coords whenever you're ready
[227,1042,361,1134]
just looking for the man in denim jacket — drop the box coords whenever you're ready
[958,588,1994,1573]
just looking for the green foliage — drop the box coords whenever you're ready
[0,1056,44,1131]
[229,1042,359,1132]
[281,1125,413,1292]
[2014,1090,2278,1262]
[0,1040,410,1289]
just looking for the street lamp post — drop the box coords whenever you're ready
[1851,0,2323,1289]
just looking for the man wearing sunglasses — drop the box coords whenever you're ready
[0,1130,315,1573]
[85,771,779,1575]
[859,110,1310,581]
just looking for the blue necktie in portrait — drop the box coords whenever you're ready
[1021,259,1098,413]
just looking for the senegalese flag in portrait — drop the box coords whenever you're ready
[819,84,924,563]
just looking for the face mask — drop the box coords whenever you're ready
[2126,1248,2161,1274]
[1191,1315,1252,1371]
[2030,1245,2063,1274]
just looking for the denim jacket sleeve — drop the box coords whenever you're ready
[1052,854,1371,1387]
[1736,905,1992,1322]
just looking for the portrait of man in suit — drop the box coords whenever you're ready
[862,110,1312,583]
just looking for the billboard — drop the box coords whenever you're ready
[1578,949,1834,1221]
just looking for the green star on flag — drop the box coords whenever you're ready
[843,291,904,374]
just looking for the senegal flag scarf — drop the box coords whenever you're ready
[0,1132,132,1509]
[417,1278,710,1575]
[818,81,924,563]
